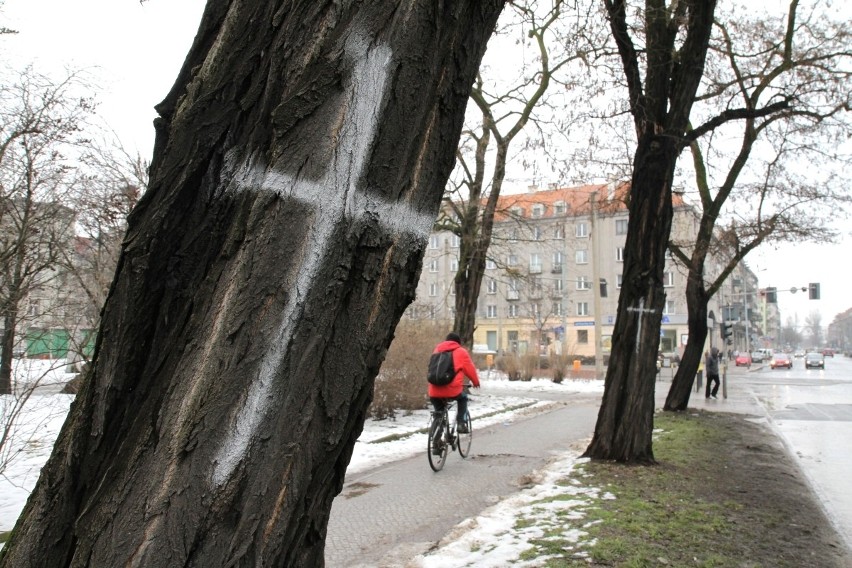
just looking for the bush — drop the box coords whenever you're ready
[368,321,446,420]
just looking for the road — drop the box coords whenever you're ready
[724,353,852,553]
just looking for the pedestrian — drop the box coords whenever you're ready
[705,347,720,399]
[429,332,480,434]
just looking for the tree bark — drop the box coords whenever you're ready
[0,1,504,566]
[583,0,717,463]
[583,134,678,463]
[664,272,709,411]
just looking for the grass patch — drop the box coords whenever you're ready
[0,531,9,545]
[506,411,848,567]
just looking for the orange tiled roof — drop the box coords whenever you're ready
[492,181,686,221]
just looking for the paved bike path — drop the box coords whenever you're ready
[325,397,601,567]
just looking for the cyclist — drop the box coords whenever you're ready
[429,332,480,435]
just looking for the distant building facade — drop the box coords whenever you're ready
[406,182,770,358]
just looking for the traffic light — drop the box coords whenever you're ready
[809,282,820,300]
[720,322,733,341]
[765,287,777,303]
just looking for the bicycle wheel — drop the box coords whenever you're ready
[457,412,472,458]
[427,413,448,472]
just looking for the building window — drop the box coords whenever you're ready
[429,282,438,297]
[553,302,564,316]
[575,249,588,264]
[553,225,564,240]
[429,259,438,272]
[616,246,625,262]
[487,278,497,294]
[577,302,590,316]
[450,234,460,248]
[664,300,676,315]
[664,271,675,287]
[531,302,541,316]
[507,304,519,318]
[486,258,496,269]
[555,279,564,293]
[530,253,542,273]
[616,219,628,235]
[576,276,591,290]
[451,259,459,272]
[510,206,524,217]
[508,254,518,267]
[577,329,589,344]
[486,305,497,319]
[429,235,439,249]
[554,201,567,215]
[532,226,543,241]
[617,274,623,289]
[509,228,519,242]
[428,306,436,319]
[532,204,545,218]
[552,251,563,273]
[575,222,588,238]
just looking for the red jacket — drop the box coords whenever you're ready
[428,340,480,398]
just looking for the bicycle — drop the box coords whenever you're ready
[427,399,473,472]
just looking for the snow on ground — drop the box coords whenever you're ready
[1,363,606,563]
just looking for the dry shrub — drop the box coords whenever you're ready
[369,320,447,420]
[498,353,522,381]
[520,354,539,381]
[550,354,570,383]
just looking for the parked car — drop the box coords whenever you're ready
[770,353,793,369]
[735,353,752,367]
[804,352,825,369]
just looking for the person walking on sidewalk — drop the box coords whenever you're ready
[705,347,720,399]
[429,332,480,433]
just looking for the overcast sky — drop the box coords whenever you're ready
[2,0,850,330]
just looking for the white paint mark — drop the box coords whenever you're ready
[626,298,656,354]
[211,34,433,486]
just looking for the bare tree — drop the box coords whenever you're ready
[0,2,505,565]
[805,310,823,347]
[664,0,852,410]
[438,0,605,347]
[0,67,93,394]
[581,0,719,464]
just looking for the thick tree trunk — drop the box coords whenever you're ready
[665,278,709,411]
[0,2,504,566]
[582,134,678,464]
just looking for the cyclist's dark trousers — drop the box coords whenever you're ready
[430,394,468,425]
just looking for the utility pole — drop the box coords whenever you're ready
[591,191,603,380]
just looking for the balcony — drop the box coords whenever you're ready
[507,290,520,301]
[529,264,543,274]
[551,264,563,274]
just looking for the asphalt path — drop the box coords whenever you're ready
[324,392,603,568]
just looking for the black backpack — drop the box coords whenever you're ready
[427,349,456,386]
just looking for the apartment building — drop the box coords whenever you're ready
[407,182,742,358]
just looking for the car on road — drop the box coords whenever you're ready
[793,349,806,358]
[750,350,768,363]
[804,352,825,369]
[735,353,752,367]
[822,348,835,357]
[770,353,793,369]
